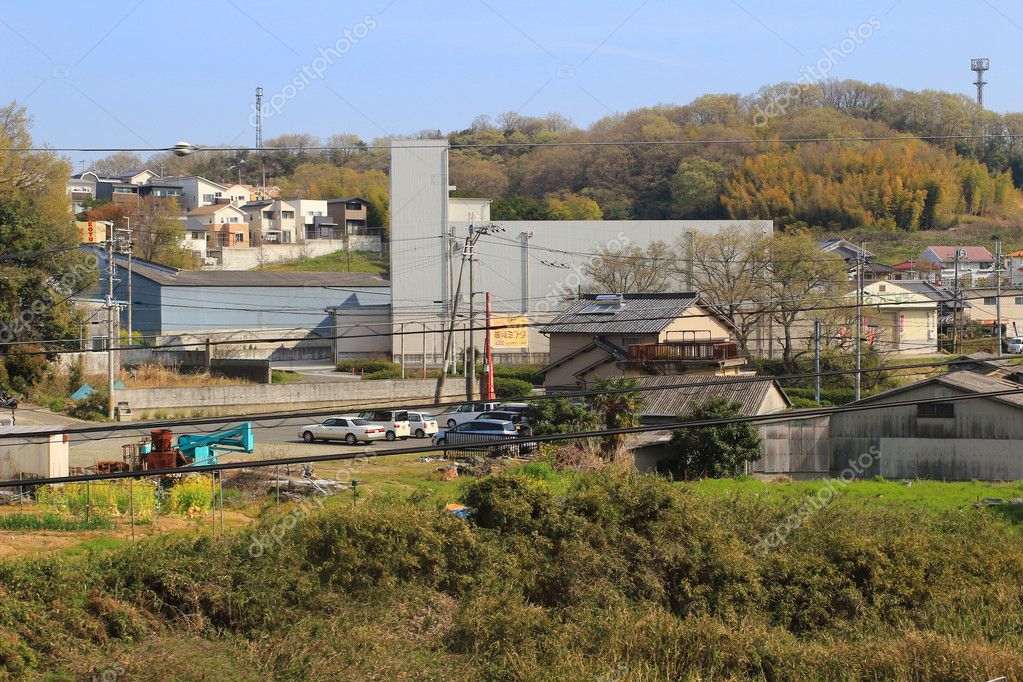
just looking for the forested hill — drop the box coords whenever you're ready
[101,80,1023,232]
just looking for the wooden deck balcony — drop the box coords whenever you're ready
[626,341,739,363]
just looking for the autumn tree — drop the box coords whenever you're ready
[84,197,196,268]
[0,102,91,392]
[545,191,602,220]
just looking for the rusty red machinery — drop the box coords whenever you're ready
[144,428,188,470]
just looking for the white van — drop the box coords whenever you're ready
[354,410,411,441]
[1008,337,1023,354]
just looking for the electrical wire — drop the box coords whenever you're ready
[8,132,1023,154]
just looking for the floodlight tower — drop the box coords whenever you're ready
[971,58,989,107]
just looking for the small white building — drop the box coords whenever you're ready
[0,428,69,480]
[855,280,945,354]
[159,176,231,211]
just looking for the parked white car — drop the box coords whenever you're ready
[355,410,411,441]
[298,417,385,445]
[408,411,439,438]
[1008,337,1023,354]
[439,401,502,428]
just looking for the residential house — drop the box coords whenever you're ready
[1002,248,1023,286]
[183,204,249,253]
[291,199,340,240]
[159,176,231,211]
[540,293,746,390]
[327,197,372,235]
[630,375,795,476]
[919,245,995,284]
[963,288,1023,338]
[891,259,942,283]
[68,173,98,213]
[830,368,1023,480]
[241,199,298,244]
[854,280,961,354]
[220,183,256,207]
[819,238,892,281]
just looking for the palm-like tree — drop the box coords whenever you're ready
[587,376,644,458]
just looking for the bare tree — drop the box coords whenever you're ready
[582,241,674,293]
[683,227,772,355]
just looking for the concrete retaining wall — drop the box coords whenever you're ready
[213,237,382,270]
[114,378,463,417]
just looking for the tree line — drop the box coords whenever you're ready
[83,80,1022,235]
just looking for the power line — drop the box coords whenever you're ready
[2,385,1021,488]
[7,132,1023,154]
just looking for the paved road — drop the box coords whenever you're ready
[63,413,442,468]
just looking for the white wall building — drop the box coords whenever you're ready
[388,139,774,364]
[159,176,231,211]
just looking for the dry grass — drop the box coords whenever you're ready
[107,363,253,389]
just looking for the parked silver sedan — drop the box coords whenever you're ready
[298,417,386,445]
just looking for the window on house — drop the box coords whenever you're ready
[202,193,215,203]
[984,297,997,305]
[262,211,273,220]
[1015,297,1023,306]
[235,233,244,243]
[918,403,955,418]
[281,211,295,219]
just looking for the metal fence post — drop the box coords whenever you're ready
[129,477,136,542]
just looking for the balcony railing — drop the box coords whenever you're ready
[627,341,739,363]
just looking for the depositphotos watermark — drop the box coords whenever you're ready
[533,232,631,314]
[249,15,378,125]
[752,446,879,556]
[752,16,881,127]
[248,495,325,558]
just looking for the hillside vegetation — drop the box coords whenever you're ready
[110,80,1023,235]
[2,470,1022,680]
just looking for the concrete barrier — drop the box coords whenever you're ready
[114,378,465,417]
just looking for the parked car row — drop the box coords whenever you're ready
[297,401,535,454]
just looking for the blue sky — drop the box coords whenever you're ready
[2,0,1021,157]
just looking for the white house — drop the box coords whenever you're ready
[159,176,231,211]
[221,183,255,207]
[854,280,946,354]
[240,199,298,245]
[919,246,995,283]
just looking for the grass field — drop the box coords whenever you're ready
[261,249,387,273]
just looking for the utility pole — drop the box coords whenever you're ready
[434,230,471,402]
[105,236,116,420]
[433,222,503,403]
[117,218,132,344]
[854,242,865,401]
[995,237,1003,356]
[814,318,821,404]
[484,292,495,401]
[466,233,476,402]
[953,249,963,354]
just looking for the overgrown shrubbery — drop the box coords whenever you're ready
[335,359,401,375]
[2,471,1023,679]
[492,364,544,385]
[493,377,533,399]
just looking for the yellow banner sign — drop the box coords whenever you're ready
[76,221,107,243]
[492,316,529,349]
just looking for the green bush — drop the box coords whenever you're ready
[494,377,533,399]
[36,480,157,520]
[335,359,400,374]
[165,475,214,516]
[492,364,544,385]
[362,368,404,380]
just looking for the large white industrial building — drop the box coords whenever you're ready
[387,139,773,364]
